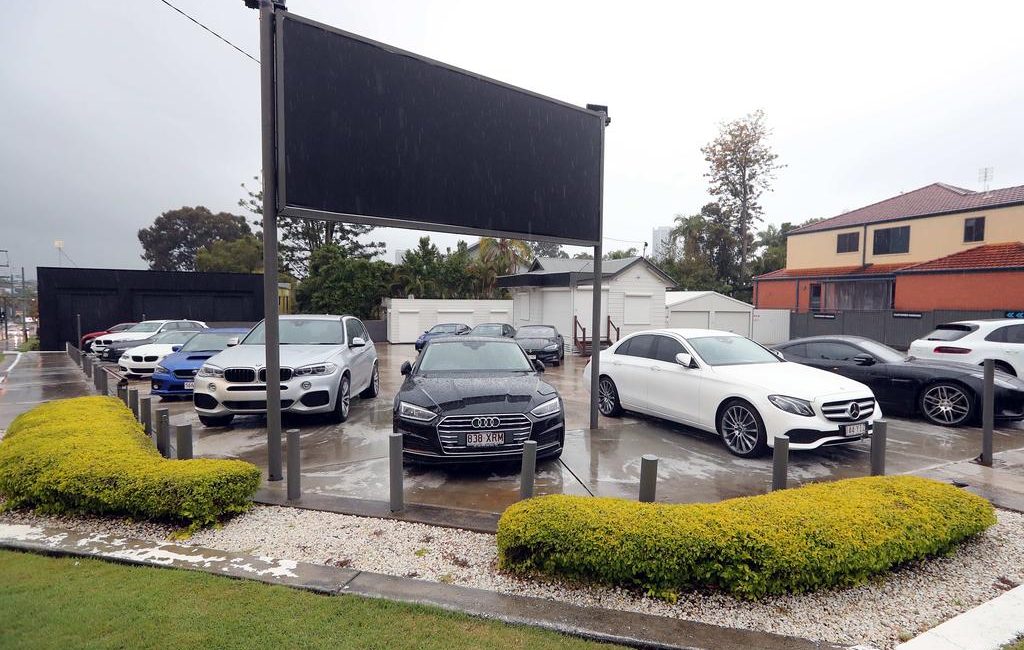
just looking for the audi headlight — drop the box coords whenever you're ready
[154,365,169,375]
[530,398,561,418]
[768,395,815,417]
[544,344,558,351]
[197,364,224,378]
[294,362,338,377]
[399,401,435,422]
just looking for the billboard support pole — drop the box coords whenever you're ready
[259,0,284,484]
[589,107,607,431]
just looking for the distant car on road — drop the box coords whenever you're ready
[585,329,881,458]
[151,328,251,399]
[92,320,206,356]
[514,325,565,366]
[194,315,378,427]
[774,335,1024,426]
[908,319,1024,377]
[118,331,202,377]
[395,337,563,464]
[469,322,515,338]
[414,322,470,351]
[81,322,136,352]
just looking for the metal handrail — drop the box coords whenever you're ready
[573,316,587,354]
[607,316,620,342]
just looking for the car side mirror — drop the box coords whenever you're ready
[171,345,182,352]
[675,352,694,368]
[853,354,876,366]
[226,337,240,347]
[350,337,366,348]
[532,358,546,372]
[770,349,785,361]
[401,361,413,376]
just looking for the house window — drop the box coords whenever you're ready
[809,283,822,311]
[836,232,859,253]
[872,226,910,255]
[964,217,985,243]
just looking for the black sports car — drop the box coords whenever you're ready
[394,337,564,464]
[514,325,565,366]
[774,335,1024,426]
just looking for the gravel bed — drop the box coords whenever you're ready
[2,505,1022,650]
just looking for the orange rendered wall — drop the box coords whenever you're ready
[754,280,800,310]
[895,271,1024,311]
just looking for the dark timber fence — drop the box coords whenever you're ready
[790,309,1013,349]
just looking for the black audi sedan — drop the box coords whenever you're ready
[514,325,565,366]
[774,335,1024,427]
[394,337,564,464]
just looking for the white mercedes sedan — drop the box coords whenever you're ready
[583,329,881,457]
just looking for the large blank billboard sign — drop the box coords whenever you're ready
[277,13,603,245]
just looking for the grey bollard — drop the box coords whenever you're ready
[175,424,193,460]
[772,435,790,491]
[156,409,170,458]
[520,440,538,500]
[83,356,92,379]
[639,454,658,502]
[97,368,108,395]
[981,359,994,467]
[140,397,152,437]
[128,389,139,420]
[116,383,126,404]
[76,314,82,366]
[871,419,887,476]
[389,433,404,512]
[287,428,301,501]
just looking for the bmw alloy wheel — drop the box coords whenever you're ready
[921,384,971,426]
[721,404,760,455]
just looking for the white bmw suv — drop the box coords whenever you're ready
[584,329,881,458]
[193,315,379,427]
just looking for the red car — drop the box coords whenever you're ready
[82,322,136,352]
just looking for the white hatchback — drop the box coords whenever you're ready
[584,329,881,458]
[908,320,1024,377]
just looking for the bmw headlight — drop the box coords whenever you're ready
[768,395,815,417]
[398,401,436,422]
[119,353,129,361]
[197,364,224,378]
[544,344,559,351]
[154,365,169,375]
[530,397,561,417]
[294,362,338,377]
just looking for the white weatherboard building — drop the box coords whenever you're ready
[499,257,676,354]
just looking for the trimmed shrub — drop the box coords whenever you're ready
[497,476,995,599]
[0,396,260,527]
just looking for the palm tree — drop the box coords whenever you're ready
[478,238,533,275]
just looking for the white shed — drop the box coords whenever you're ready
[382,298,514,343]
[664,291,754,336]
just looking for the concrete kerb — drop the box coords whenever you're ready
[0,522,838,650]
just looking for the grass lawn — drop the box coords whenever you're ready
[0,550,620,649]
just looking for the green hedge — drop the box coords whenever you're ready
[0,397,260,528]
[497,476,995,599]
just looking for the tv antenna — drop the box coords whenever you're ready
[978,167,994,192]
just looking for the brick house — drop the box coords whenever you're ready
[753,182,1024,312]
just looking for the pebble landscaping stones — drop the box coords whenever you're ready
[2,504,1022,650]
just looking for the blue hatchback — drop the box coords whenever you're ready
[150,328,250,399]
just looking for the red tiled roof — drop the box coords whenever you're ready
[754,263,912,280]
[790,182,1024,235]
[897,242,1024,273]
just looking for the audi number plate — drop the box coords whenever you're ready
[466,431,505,447]
[843,422,867,437]
[184,381,195,390]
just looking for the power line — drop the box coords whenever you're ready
[156,0,259,64]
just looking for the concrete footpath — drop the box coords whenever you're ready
[896,584,1024,650]
[0,521,838,650]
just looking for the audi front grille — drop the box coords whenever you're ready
[436,413,532,454]
[821,397,875,422]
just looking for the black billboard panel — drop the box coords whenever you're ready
[277,13,603,245]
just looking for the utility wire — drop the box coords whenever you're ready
[59,249,79,268]
[156,0,260,64]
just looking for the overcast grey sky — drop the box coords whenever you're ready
[2,0,1022,278]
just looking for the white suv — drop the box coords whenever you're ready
[909,319,1024,377]
[193,315,379,427]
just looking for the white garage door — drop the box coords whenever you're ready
[710,311,751,336]
[397,310,421,342]
[668,311,709,328]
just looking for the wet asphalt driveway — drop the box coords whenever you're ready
[3,347,1024,514]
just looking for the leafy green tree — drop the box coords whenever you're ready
[138,206,251,271]
[196,235,263,273]
[702,110,784,280]
[663,203,738,294]
[604,247,638,260]
[295,245,393,319]
[528,241,568,258]
[573,251,594,260]
[437,241,478,299]
[392,237,442,298]
[239,176,384,278]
